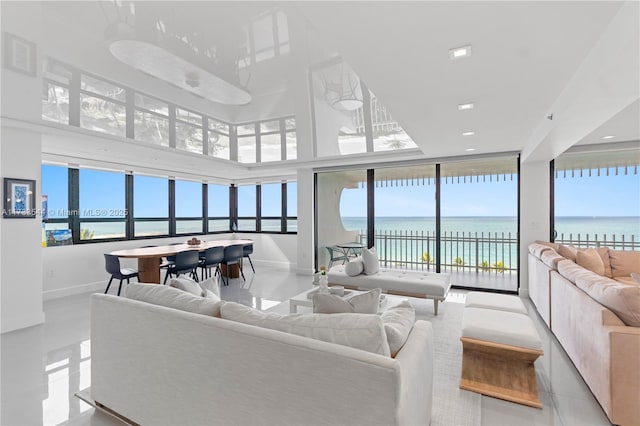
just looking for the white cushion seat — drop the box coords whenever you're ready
[464,291,528,315]
[328,266,450,315]
[461,307,542,350]
[460,307,544,408]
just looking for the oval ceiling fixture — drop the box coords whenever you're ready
[110,40,251,106]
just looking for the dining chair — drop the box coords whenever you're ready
[104,254,139,296]
[326,246,348,268]
[161,242,186,283]
[242,243,255,273]
[164,250,200,283]
[221,244,245,286]
[199,246,225,280]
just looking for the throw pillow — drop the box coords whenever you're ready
[199,276,221,298]
[362,247,380,275]
[380,301,415,357]
[220,302,391,357]
[557,244,578,262]
[631,273,640,285]
[576,248,605,276]
[125,283,223,317]
[169,276,204,296]
[344,257,364,276]
[313,288,381,314]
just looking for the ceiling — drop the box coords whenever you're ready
[2,1,639,181]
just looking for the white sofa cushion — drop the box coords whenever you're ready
[345,256,365,276]
[169,276,205,296]
[328,266,451,299]
[125,283,223,317]
[199,276,221,298]
[464,291,528,315]
[462,307,542,350]
[362,247,380,275]
[313,288,381,314]
[381,301,415,357]
[220,302,391,357]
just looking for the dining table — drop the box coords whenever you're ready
[110,239,254,284]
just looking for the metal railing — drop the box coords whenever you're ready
[357,230,518,274]
[555,233,638,250]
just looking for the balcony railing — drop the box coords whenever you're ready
[357,230,518,274]
[555,233,638,250]
[353,230,639,274]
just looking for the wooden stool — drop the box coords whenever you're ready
[460,307,544,408]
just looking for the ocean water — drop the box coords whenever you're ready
[340,216,639,269]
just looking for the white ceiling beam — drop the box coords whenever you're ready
[521,1,640,163]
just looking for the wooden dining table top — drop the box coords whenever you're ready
[110,239,254,258]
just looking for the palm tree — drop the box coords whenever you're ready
[80,228,94,240]
[422,251,433,264]
[491,261,506,273]
[453,256,464,266]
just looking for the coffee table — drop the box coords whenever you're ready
[289,288,402,313]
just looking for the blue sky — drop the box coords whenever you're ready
[42,165,638,219]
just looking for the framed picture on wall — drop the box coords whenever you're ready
[3,32,37,76]
[3,178,36,218]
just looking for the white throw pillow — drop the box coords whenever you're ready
[362,247,380,275]
[169,276,204,296]
[313,288,381,314]
[380,301,415,357]
[344,257,365,276]
[199,276,221,298]
[126,283,223,317]
[220,302,391,357]
[631,273,640,285]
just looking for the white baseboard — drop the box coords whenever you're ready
[43,280,105,301]
[251,259,295,271]
[1,311,45,334]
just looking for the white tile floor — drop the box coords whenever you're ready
[1,266,612,425]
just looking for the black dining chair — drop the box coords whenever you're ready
[242,243,255,273]
[221,244,245,286]
[161,242,186,283]
[199,246,225,280]
[164,250,200,283]
[104,254,139,296]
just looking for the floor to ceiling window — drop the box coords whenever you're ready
[133,175,169,237]
[553,146,640,250]
[373,165,436,270]
[316,170,367,268]
[440,157,518,291]
[315,155,520,292]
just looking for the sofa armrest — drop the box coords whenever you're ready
[394,320,434,426]
[607,325,640,425]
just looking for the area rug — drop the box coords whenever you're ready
[413,298,482,426]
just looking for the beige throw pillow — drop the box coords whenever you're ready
[220,302,391,356]
[362,247,380,275]
[380,301,415,357]
[557,244,578,262]
[576,248,605,276]
[125,283,223,317]
[313,288,381,314]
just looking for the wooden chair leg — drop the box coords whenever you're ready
[104,276,114,294]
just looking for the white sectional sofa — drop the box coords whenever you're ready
[91,293,435,425]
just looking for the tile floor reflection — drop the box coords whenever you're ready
[1,266,612,425]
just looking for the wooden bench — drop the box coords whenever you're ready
[460,303,543,408]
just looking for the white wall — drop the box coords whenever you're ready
[42,233,297,300]
[1,4,47,333]
[519,160,551,296]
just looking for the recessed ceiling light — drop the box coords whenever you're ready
[449,45,472,60]
[602,135,615,140]
[99,148,110,152]
[458,103,474,111]
[465,148,476,152]
[462,131,475,136]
